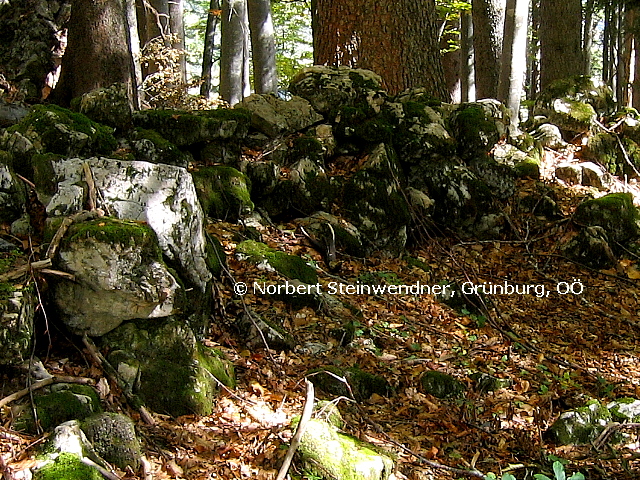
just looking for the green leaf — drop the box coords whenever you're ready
[553,461,566,480]
[533,475,552,480]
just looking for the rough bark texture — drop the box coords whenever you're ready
[539,0,583,90]
[311,0,448,99]
[54,0,133,105]
[248,0,278,94]
[471,0,505,99]
[168,0,187,83]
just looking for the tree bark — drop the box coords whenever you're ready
[200,0,221,98]
[169,0,187,83]
[220,0,249,104]
[471,0,505,99]
[539,0,582,90]
[247,0,278,94]
[582,0,595,75]
[460,10,475,102]
[311,0,448,99]
[125,0,143,108]
[441,17,461,102]
[498,0,529,129]
[54,0,134,105]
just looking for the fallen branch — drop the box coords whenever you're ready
[0,375,94,409]
[82,335,155,426]
[275,379,314,480]
[45,209,103,260]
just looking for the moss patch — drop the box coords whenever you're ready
[236,240,318,284]
[33,452,102,480]
[574,192,640,243]
[192,166,254,221]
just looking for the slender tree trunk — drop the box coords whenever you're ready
[603,1,613,85]
[220,0,249,104]
[200,0,220,98]
[471,0,505,99]
[247,0,277,94]
[169,0,187,83]
[54,0,134,105]
[539,0,583,89]
[527,0,540,99]
[498,0,529,129]
[441,17,461,102]
[125,0,143,108]
[583,0,595,75]
[634,31,640,110]
[620,4,634,106]
[460,10,475,102]
[311,0,448,99]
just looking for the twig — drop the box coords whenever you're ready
[0,376,94,408]
[45,209,103,259]
[81,335,155,426]
[82,162,97,212]
[275,379,314,480]
[0,259,52,282]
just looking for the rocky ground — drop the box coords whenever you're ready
[2,148,640,480]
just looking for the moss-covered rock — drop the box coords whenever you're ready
[81,413,142,470]
[574,192,640,243]
[130,128,191,167]
[548,401,612,445]
[450,101,507,160]
[0,152,26,223]
[236,240,318,284]
[420,370,466,399]
[102,318,235,416]
[563,226,616,269]
[583,132,640,177]
[296,211,367,258]
[70,82,133,131]
[7,104,116,157]
[308,366,393,402]
[13,383,102,433]
[33,452,102,480]
[298,418,395,480]
[132,108,251,146]
[192,166,254,221]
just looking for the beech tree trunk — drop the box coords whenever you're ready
[200,0,220,98]
[169,0,187,84]
[55,0,134,105]
[125,0,143,108]
[539,0,582,90]
[247,0,277,94]
[311,0,448,99]
[471,0,505,99]
[460,10,475,102]
[220,0,249,104]
[498,0,529,128]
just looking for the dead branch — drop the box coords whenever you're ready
[275,379,314,480]
[45,209,103,260]
[82,335,155,426]
[0,375,94,409]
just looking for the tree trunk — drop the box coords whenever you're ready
[539,0,582,90]
[620,4,633,106]
[200,0,221,98]
[527,0,540,99]
[633,27,640,110]
[54,0,134,105]
[460,10,475,102]
[582,0,595,75]
[169,0,187,83]
[220,0,249,104]
[125,0,143,108]
[247,0,278,94]
[498,0,529,129]
[471,0,505,99]
[441,17,461,102]
[311,0,448,99]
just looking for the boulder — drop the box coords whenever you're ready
[574,192,640,243]
[71,82,133,131]
[41,157,212,291]
[548,401,612,445]
[289,65,386,116]
[5,105,116,158]
[237,93,323,137]
[555,162,582,185]
[530,123,567,149]
[81,413,142,470]
[51,217,184,336]
[12,383,102,433]
[101,318,235,416]
[298,417,395,480]
[129,128,191,167]
[562,226,616,269]
[0,98,29,127]
[450,100,507,160]
[236,240,318,284]
[296,211,366,258]
[192,166,254,221]
[582,132,640,177]
[308,366,393,402]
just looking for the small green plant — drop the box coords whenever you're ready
[534,461,585,480]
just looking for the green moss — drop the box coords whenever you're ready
[64,218,162,259]
[192,166,254,221]
[15,384,102,433]
[421,370,466,398]
[9,105,116,155]
[34,453,102,480]
[514,157,541,178]
[236,240,318,284]
[574,192,640,242]
[205,234,226,277]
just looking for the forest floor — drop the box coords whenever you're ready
[2,148,640,480]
